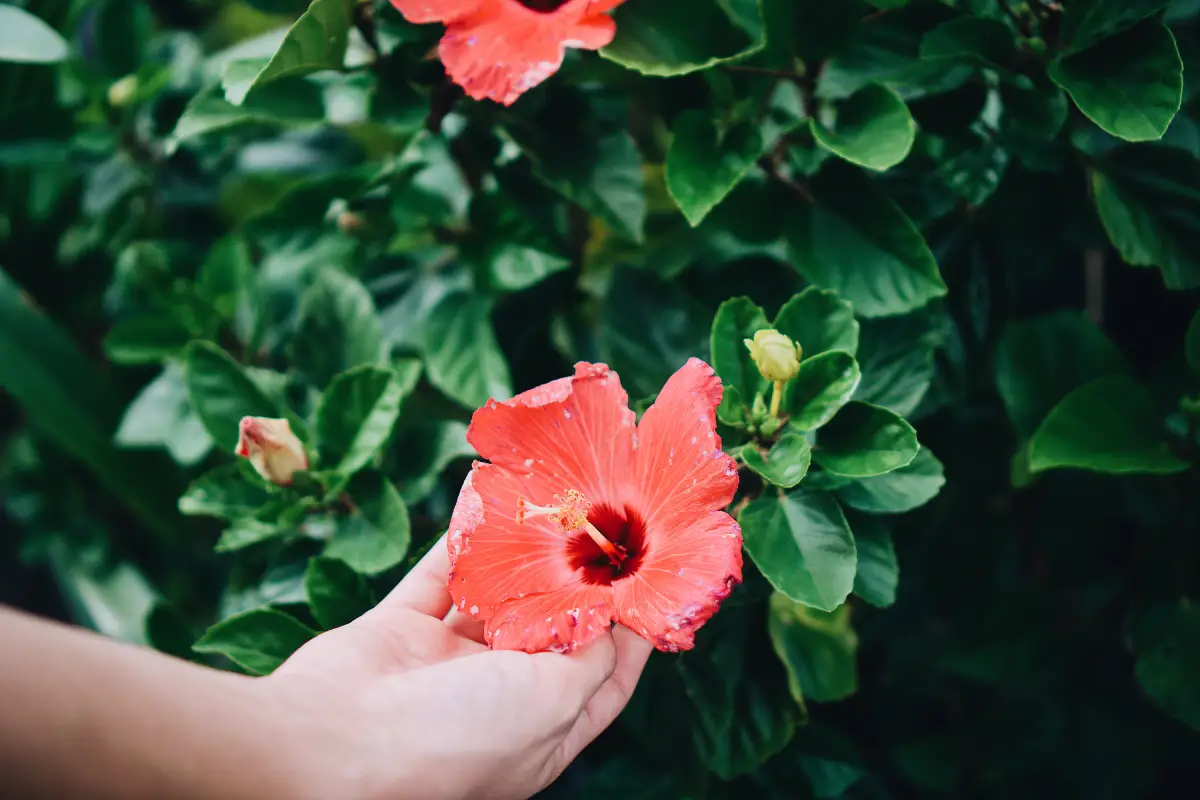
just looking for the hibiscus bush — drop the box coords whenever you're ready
[5,0,1200,795]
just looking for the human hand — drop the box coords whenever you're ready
[264,535,654,800]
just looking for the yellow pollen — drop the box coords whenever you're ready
[515,488,627,566]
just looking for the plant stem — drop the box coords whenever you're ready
[769,380,784,419]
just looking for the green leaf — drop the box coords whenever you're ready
[919,17,1016,70]
[710,296,770,405]
[222,0,352,105]
[1092,145,1200,290]
[812,84,915,172]
[305,556,374,630]
[170,81,326,144]
[115,364,214,466]
[178,463,272,520]
[852,311,942,417]
[743,430,812,489]
[193,608,315,675]
[103,314,196,365]
[786,161,946,317]
[1132,601,1200,731]
[837,446,945,514]
[0,6,71,64]
[145,603,199,662]
[1059,0,1171,50]
[316,362,419,477]
[772,287,860,359]
[422,292,512,410]
[995,311,1127,438]
[392,421,476,505]
[787,351,862,431]
[602,0,766,77]
[740,490,857,611]
[1028,375,1188,475]
[1187,308,1200,378]
[768,594,859,703]
[183,341,283,451]
[324,472,411,574]
[215,517,292,552]
[666,113,765,226]
[812,402,918,477]
[850,516,898,608]
[1049,20,1182,142]
[292,269,387,389]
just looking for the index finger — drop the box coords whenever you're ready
[374,533,454,619]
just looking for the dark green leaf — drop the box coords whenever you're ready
[292,269,387,389]
[850,516,898,608]
[393,421,475,505]
[710,296,770,405]
[853,310,944,417]
[316,362,419,476]
[813,401,919,477]
[184,341,283,451]
[324,472,411,574]
[837,446,945,513]
[1049,20,1182,142]
[667,113,765,226]
[422,292,512,410]
[919,17,1016,70]
[193,608,315,675]
[1059,0,1171,50]
[787,161,946,317]
[1132,601,1200,731]
[145,603,199,661]
[602,0,766,77]
[743,430,812,489]
[178,463,272,520]
[740,490,857,611]
[115,365,213,466]
[103,315,195,365]
[768,594,859,703]
[772,287,860,359]
[1028,375,1188,474]
[812,83,915,171]
[787,351,862,431]
[305,556,374,630]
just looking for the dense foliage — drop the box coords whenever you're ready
[4,0,1200,796]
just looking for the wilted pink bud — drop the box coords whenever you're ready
[235,417,308,485]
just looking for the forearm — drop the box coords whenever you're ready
[0,605,320,799]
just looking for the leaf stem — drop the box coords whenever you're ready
[769,380,784,419]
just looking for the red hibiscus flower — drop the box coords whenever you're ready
[390,0,626,106]
[446,358,743,654]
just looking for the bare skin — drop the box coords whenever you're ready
[0,536,653,799]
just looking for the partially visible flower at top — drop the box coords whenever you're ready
[235,417,308,486]
[744,329,802,383]
[390,0,627,106]
[446,358,743,655]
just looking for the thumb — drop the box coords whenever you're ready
[532,628,618,710]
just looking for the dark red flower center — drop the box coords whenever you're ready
[515,0,573,11]
[568,504,646,585]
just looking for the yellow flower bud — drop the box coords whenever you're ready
[235,417,308,486]
[107,74,138,108]
[744,329,802,383]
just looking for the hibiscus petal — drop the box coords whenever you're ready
[613,510,742,652]
[467,362,635,511]
[447,463,582,618]
[634,358,739,530]
[438,0,621,106]
[486,584,615,653]
[389,0,483,24]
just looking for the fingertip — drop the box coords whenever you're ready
[536,626,618,702]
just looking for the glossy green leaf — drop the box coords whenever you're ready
[710,296,770,404]
[812,84,915,171]
[305,556,374,630]
[1049,20,1182,142]
[1028,375,1188,475]
[422,292,512,410]
[223,0,352,105]
[837,447,945,514]
[850,516,898,608]
[103,314,195,365]
[193,608,315,675]
[772,287,860,359]
[316,362,419,476]
[812,402,918,477]
[324,472,411,574]
[0,6,70,64]
[178,463,272,520]
[769,594,859,703]
[919,17,1016,69]
[787,161,946,317]
[995,311,1127,438]
[1059,0,1171,50]
[743,430,812,489]
[292,269,387,390]
[602,0,766,77]
[852,311,942,417]
[1092,145,1200,290]
[115,365,213,466]
[787,351,862,431]
[740,490,857,611]
[183,341,283,451]
[392,421,475,505]
[215,517,291,552]
[667,113,765,226]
